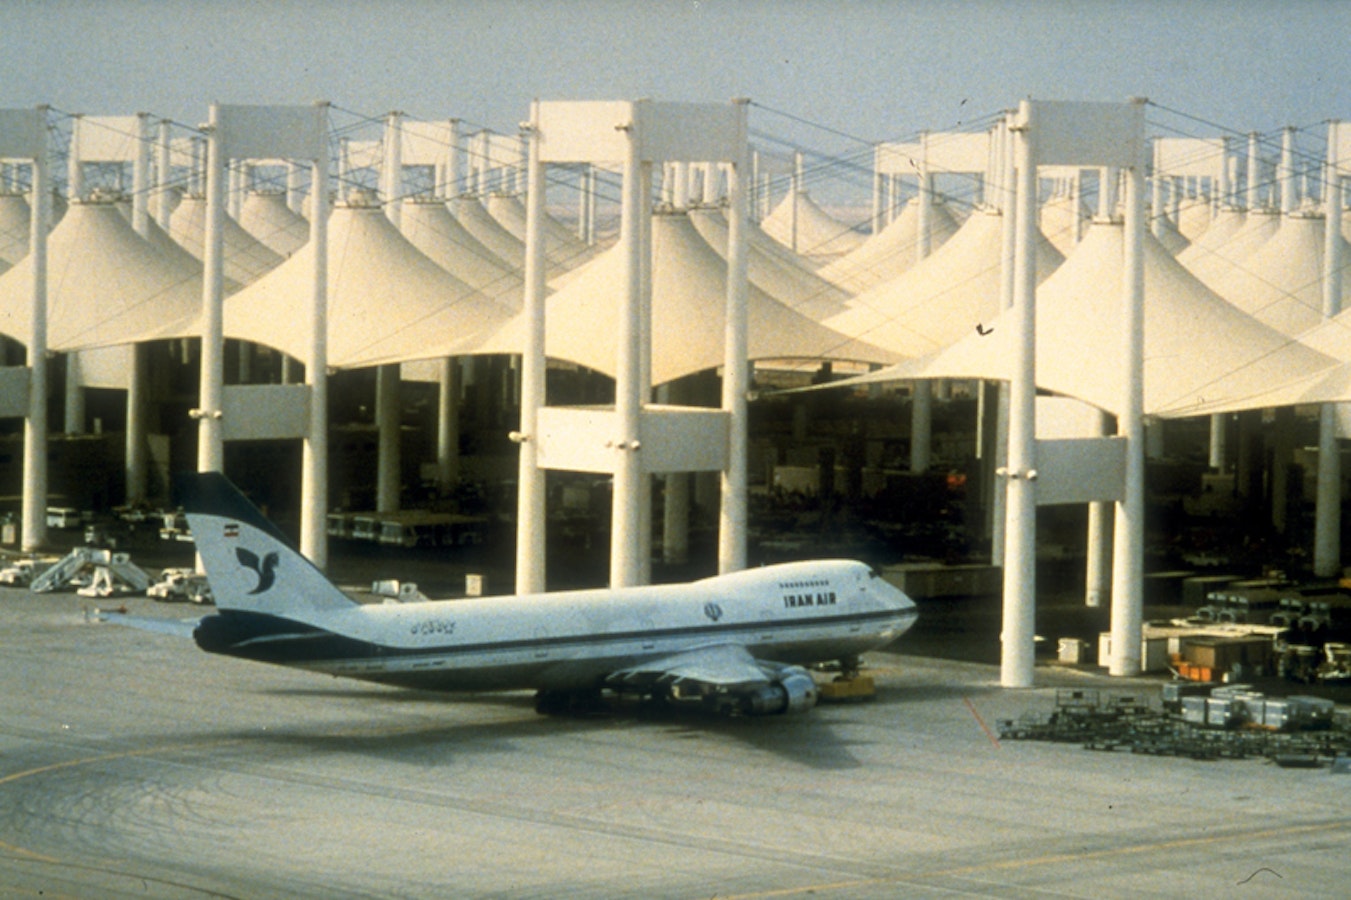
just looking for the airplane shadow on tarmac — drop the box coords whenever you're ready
[240,684,869,770]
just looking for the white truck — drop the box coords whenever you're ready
[147,568,213,604]
[0,559,42,586]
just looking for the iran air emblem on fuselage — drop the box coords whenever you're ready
[236,547,279,594]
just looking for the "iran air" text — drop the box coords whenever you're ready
[783,591,837,609]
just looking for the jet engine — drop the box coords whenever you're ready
[739,666,819,715]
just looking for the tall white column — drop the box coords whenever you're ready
[64,354,84,433]
[21,107,51,551]
[197,105,227,476]
[286,161,303,215]
[719,99,752,575]
[67,114,84,202]
[445,119,460,197]
[638,162,654,586]
[991,115,1016,569]
[1315,121,1344,578]
[909,382,932,473]
[436,357,460,492]
[1001,100,1038,688]
[132,112,151,237]
[910,134,935,475]
[663,473,690,565]
[155,119,173,228]
[789,150,802,252]
[611,113,647,589]
[383,111,403,230]
[1109,123,1147,678]
[227,162,243,220]
[1085,408,1112,608]
[300,113,330,567]
[125,343,147,504]
[514,105,548,594]
[375,364,401,513]
[1207,414,1228,471]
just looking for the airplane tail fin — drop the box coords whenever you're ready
[178,472,357,624]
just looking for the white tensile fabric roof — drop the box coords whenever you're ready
[478,211,896,385]
[0,193,30,271]
[1038,193,1085,256]
[760,190,867,259]
[1194,212,1351,337]
[169,195,285,286]
[129,206,220,282]
[447,196,526,270]
[1176,195,1213,241]
[0,199,201,351]
[686,206,850,322]
[223,201,514,368]
[1180,208,1280,291]
[485,192,596,272]
[817,197,961,295]
[822,209,1064,359]
[833,221,1333,417]
[238,191,310,258]
[1175,206,1245,268]
[399,198,523,306]
[1151,214,1190,255]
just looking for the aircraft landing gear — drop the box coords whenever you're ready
[534,688,608,716]
[818,655,877,702]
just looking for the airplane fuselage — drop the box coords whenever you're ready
[193,559,916,694]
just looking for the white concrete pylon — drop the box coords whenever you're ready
[197,106,227,477]
[8,107,51,551]
[1315,120,1347,578]
[514,102,547,595]
[1001,99,1039,689]
[1110,133,1147,678]
[301,122,329,569]
[719,98,751,575]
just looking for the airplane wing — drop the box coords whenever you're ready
[93,610,203,639]
[606,643,776,691]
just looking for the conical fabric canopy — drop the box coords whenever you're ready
[238,191,310,257]
[1176,196,1213,241]
[0,192,30,271]
[1292,306,1351,362]
[1038,194,1085,256]
[1196,212,1351,336]
[687,206,849,322]
[823,209,1064,359]
[480,211,894,384]
[128,206,220,282]
[0,198,201,350]
[399,198,523,306]
[448,196,526,270]
[1151,215,1190,255]
[837,221,1332,417]
[1180,208,1280,291]
[817,197,961,295]
[169,195,284,286]
[485,192,596,272]
[223,200,514,368]
[1175,206,1245,268]
[760,190,867,259]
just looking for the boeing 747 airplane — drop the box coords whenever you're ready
[143,473,917,716]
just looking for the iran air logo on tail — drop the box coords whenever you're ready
[236,547,280,594]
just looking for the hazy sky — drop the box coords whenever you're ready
[2,0,1347,160]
